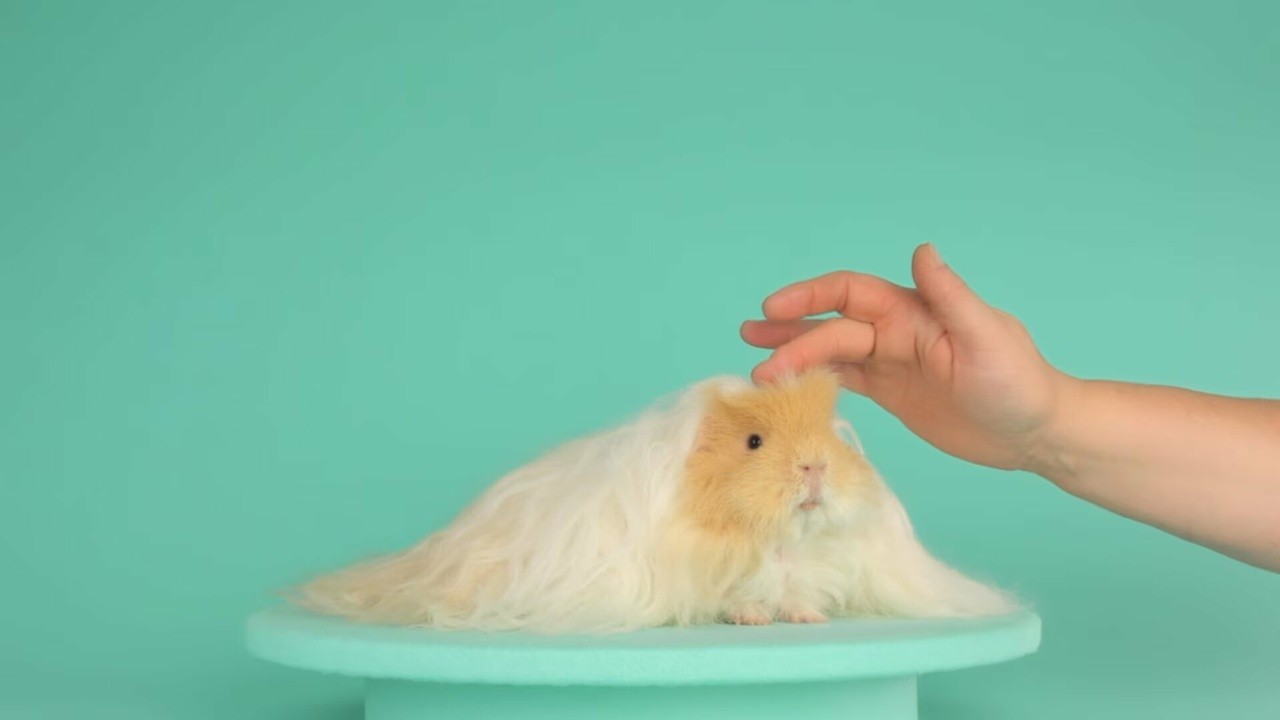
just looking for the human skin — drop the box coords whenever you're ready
[741,244,1280,571]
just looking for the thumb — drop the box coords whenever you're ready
[911,243,996,341]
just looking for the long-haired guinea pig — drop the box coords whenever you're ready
[294,368,1015,633]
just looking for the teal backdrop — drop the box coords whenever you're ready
[2,1,1277,718]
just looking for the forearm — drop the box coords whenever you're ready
[1028,377,1280,571]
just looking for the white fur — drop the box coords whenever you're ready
[295,376,1015,632]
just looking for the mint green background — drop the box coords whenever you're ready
[3,1,1277,718]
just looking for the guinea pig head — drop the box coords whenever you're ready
[681,368,875,538]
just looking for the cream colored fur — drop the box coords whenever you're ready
[294,375,1015,632]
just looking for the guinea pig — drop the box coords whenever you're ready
[294,368,1015,633]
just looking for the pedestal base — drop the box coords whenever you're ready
[367,676,918,720]
[366,676,916,717]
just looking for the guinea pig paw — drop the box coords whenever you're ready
[724,605,774,626]
[779,606,829,624]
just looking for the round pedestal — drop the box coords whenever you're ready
[246,607,1040,720]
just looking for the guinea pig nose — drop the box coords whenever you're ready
[799,462,827,475]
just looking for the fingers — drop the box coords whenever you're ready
[762,271,911,324]
[910,243,995,342]
[739,319,820,349]
[752,317,876,382]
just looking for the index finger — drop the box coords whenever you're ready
[762,271,911,324]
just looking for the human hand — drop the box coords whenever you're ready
[741,244,1072,471]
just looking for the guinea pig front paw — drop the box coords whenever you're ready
[778,604,829,624]
[724,604,774,626]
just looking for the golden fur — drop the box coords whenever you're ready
[294,369,1015,632]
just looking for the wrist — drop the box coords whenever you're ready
[1020,371,1091,484]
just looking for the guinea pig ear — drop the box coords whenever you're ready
[834,418,866,455]
[701,384,749,419]
[693,388,735,448]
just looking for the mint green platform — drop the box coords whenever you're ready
[246,607,1040,719]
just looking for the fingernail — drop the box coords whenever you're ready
[762,286,799,317]
[751,362,773,384]
[924,243,948,269]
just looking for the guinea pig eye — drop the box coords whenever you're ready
[747,434,763,450]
